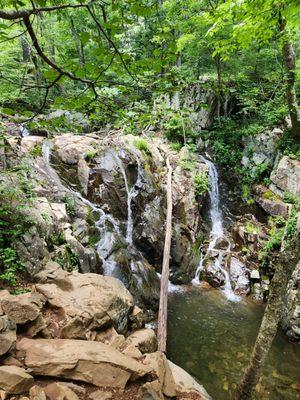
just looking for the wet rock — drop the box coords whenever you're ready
[214,236,230,250]
[125,329,157,354]
[230,257,250,295]
[201,259,225,288]
[17,338,151,388]
[270,156,300,196]
[0,291,46,325]
[0,366,34,394]
[35,266,134,336]
[0,315,16,356]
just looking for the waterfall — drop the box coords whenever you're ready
[114,151,142,246]
[37,139,124,277]
[192,155,240,302]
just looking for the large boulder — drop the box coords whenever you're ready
[35,264,134,336]
[0,366,34,394]
[242,127,282,171]
[167,360,211,399]
[270,156,300,196]
[17,338,151,389]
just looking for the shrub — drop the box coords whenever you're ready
[133,138,152,156]
[63,194,77,218]
[84,150,96,162]
[30,144,42,158]
[194,172,209,197]
[0,248,25,286]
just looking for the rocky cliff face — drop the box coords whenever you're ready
[1,130,206,312]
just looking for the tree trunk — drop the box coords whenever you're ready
[157,158,173,353]
[70,17,85,66]
[234,214,300,400]
[279,14,300,137]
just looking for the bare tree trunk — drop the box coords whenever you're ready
[234,214,300,400]
[70,17,85,66]
[214,53,222,118]
[279,14,300,137]
[157,158,173,353]
[21,34,30,62]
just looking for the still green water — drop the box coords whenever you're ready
[167,287,300,400]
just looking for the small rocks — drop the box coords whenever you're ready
[29,386,46,400]
[43,382,79,400]
[89,390,112,400]
[0,366,34,394]
[0,315,16,356]
[137,380,164,400]
[250,269,260,281]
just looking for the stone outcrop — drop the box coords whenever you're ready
[35,263,134,336]
[17,338,151,388]
[270,156,300,196]
[242,127,282,172]
[0,366,34,394]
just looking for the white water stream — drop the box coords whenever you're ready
[192,156,240,302]
[37,140,125,276]
[114,150,142,245]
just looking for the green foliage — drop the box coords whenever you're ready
[0,163,35,285]
[194,172,209,197]
[54,244,79,272]
[30,144,42,158]
[278,130,300,160]
[0,248,25,286]
[282,192,300,207]
[63,194,77,219]
[179,157,196,171]
[286,209,298,239]
[133,138,152,156]
[84,150,96,162]
[170,142,182,152]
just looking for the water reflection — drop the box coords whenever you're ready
[167,288,300,400]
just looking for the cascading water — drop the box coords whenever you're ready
[192,155,240,302]
[114,150,142,245]
[38,139,125,277]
